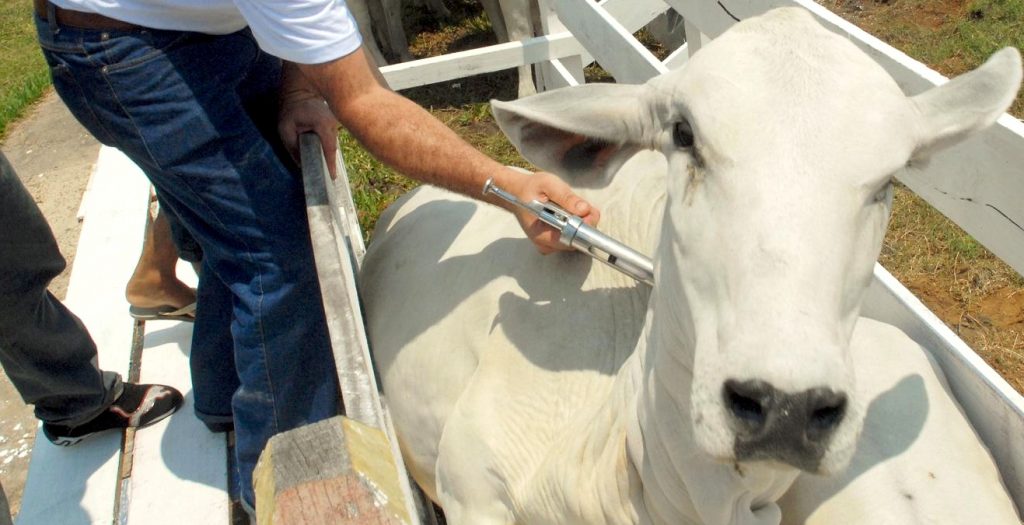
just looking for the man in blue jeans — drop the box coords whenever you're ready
[0,150,184,447]
[33,0,601,512]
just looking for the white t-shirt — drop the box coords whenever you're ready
[49,0,362,64]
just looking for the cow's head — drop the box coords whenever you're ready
[492,7,1020,475]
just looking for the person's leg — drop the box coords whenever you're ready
[0,477,11,525]
[36,20,340,506]
[0,150,120,427]
[124,205,197,317]
[0,150,183,444]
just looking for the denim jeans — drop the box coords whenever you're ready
[0,150,122,427]
[35,14,341,506]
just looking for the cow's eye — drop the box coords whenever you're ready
[673,120,695,148]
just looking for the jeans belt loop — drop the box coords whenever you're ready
[46,1,59,36]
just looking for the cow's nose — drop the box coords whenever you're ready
[723,379,847,471]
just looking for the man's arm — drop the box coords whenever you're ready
[281,48,600,254]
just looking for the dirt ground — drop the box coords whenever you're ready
[0,90,100,520]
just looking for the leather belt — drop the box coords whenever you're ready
[34,0,139,31]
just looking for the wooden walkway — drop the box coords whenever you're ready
[16,147,231,525]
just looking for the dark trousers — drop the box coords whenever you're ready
[0,150,121,427]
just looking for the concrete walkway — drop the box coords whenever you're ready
[0,90,101,520]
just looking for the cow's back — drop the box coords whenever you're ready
[360,152,665,500]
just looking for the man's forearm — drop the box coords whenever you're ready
[296,50,524,209]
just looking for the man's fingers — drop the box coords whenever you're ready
[524,217,567,254]
[539,176,600,226]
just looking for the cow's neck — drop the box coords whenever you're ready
[620,284,800,525]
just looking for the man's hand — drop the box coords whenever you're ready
[277,86,340,179]
[502,171,601,254]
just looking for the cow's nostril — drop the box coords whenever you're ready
[807,389,847,438]
[810,403,844,430]
[724,380,767,428]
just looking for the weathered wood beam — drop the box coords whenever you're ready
[254,417,411,525]
[297,134,430,523]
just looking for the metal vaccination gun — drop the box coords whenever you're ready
[483,178,654,286]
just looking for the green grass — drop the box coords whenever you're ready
[0,0,49,140]
[822,0,1024,116]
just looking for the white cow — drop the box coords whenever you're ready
[360,7,1022,524]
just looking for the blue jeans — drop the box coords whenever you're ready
[35,15,341,506]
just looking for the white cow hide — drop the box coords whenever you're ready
[360,7,1022,524]
[779,318,1021,524]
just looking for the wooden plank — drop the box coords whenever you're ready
[663,42,690,70]
[536,0,585,92]
[299,135,426,523]
[301,135,383,428]
[381,33,587,91]
[124,264,230,525]
[863,264,1024,508]
[554,0,668,83]
[328,150,366,265]
[662,0,1024,277]
[682,19,708,58]
[541,58,584,90]
[17,146,150,525]
[599,0,672,40]
[254,417,409,524]
[378,0,669,92]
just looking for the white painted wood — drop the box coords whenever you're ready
[300,134,428,524]
[125,264,230,525]
[682,19,707,57]
[381,33,587,91]
[663,0,1024,277]
[863,264,1024,508]
[554,0,668,83]
[599,0,672,40]
[379,0,670,92]
[541,58,584,89]
[536,0,584,92]
[329,150,366,265]
[663,42,690,70]
[17,146,150,525]
[75,164,98,222]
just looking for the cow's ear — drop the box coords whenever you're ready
[910,47,1022,163]
[491,83,657,187]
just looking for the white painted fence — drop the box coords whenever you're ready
[373,0,1024,512]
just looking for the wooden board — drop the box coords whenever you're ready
[17,147,150,525]
[124,263,230,525]
[661,0,1024,278]
[555,0,668,84]
[255,416,410,525]
[381,33,586,91]
[300,135,428,523]
[380,0,670,92]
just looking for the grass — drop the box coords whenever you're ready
[0,0,49,140]
[821,0,1024,115]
